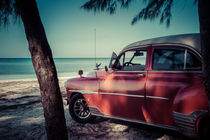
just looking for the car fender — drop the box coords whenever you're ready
[172,85,208,137]
[173,85,208,114]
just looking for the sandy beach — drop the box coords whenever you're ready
[0,78,188,140]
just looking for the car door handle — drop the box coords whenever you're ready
[136,74,146,77]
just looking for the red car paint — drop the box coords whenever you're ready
[65,34,208,138]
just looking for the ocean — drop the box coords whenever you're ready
[0,58,110,80]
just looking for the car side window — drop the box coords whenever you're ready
[153,49,185,70]
[186,51,202,70]
[118,50,147,71]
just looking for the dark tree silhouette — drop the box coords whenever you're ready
[0,0,68,139]
[82,0,174,27]
[198,0,210,117]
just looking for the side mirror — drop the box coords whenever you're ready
[109,52,118,68]
[105,66,108,72]
[134,51,144,56]
[78,70,83,78]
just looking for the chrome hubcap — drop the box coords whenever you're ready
[74,98,90,119]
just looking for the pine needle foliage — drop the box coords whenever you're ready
[82,0,198,27]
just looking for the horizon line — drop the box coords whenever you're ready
[0,57,110,59]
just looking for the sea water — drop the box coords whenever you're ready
[0,58,110,80]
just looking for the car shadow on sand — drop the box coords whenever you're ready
[67,116,194,140]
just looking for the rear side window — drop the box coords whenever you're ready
[186,51,202,70]
[153,49,184,70]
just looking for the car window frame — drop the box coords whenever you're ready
[184,49,202,71]
[151,45,202,71]
[113,47,148,71]
[152,47,185,71]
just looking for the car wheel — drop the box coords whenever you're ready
[69,94,94,123]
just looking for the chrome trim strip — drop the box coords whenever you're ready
[146,96,169,100]
[114,71,147,73]
[69,90,169,100]
[149,70,202,73]
[68,90,98,94]
[173,110,208,137]
[173,110,208,116]
[101,92,169,100]
[100,92,144,98]
[89,106,178,131]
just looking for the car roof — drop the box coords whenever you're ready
[121,33,201,54]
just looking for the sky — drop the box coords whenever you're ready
[0,0,199,58]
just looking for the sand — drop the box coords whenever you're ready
[0,78,187,140]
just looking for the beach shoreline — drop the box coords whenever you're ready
[0,76,76,82]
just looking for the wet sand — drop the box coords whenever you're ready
[0,78,187,140]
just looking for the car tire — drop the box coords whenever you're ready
[69,94,94,123]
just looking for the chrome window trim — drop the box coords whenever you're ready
[69,90,169,100]
[122,45,149,53]
[152,46,202,72]
[89,106,178,131]
[165,44,201,58]
[184,49,187,69]
[123,43,201,58]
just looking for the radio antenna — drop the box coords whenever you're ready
[94,28,96,65]
[94,29,101,70]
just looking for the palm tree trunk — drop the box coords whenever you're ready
[15,0,68,139]
[198,0,210,116]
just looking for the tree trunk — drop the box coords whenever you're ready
[15,0,68,139]
[198,0,210,116]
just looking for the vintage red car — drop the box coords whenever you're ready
[65,33,208,138]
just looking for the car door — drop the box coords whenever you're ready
[98,48,148,121]
[145,46,203,126]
